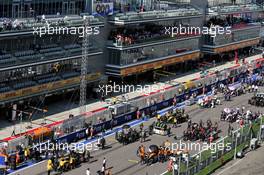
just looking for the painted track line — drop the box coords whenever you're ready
[9,160,46,175]
[215,159,243,175]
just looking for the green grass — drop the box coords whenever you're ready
[165,116,264,175]
[194,116,264,175]
[195,143,247,175]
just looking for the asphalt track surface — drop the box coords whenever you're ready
[13,89,264,175]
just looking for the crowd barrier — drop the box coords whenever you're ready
[61,115,85,134]
[5,136,29,153]
[86,109,112,125]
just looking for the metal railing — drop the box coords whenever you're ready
[109,8,201,22]
[0,15,103,34]
[204,25,261,46]
[179,115,264,175]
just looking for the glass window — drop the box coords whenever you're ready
[109,37,199,66]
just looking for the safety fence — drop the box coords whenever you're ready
[59,109,112,134]
[171,115,264,175]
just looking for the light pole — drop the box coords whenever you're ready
[172,160,175,175]
[186,154,189,175]
[178,155,181,175]
[199,151,202,170]
[233,131,240,160]
[259,116,263,141]
[222,137,225,155]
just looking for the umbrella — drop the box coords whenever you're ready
[149,145,159,152]
[251,74,258,81]
[228,83,241,91]
[256,75,262,81]
[224,108,231,114]
[122,125,130,129]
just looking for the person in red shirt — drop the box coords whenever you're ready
[90,127,94,138]
[15,152,20,165]
[173,96,177,106]
[167,159,173,172]
[209,134,214,144]
[137,110,141,120]
[239,119,244,128]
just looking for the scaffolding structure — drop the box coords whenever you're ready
[80,17,90,114]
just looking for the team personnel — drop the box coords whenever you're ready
[86,168,90,175]
[47,158,53,175]
[103,157,106,169]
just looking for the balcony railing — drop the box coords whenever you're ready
[207,4,263,15]
[0,15,103,35]
[109,8,202,24]
[108,37,200,66]
[108,33,200,48]
[203,23,261,46]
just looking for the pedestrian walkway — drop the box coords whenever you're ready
[0,54,262,139]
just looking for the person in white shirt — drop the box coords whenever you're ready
[85,127,89,140]
[254,85,258,92]
[242,106,245,114]
[251,85,255,92]
[101,166,105,174]
[103,157,106,168]
[173,162,178,174]
[246,110,252,119]
[86,168,90,175]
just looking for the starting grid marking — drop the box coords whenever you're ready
[128,159,139,163]
[108,138,118,142]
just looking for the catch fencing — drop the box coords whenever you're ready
[176,115,264,175]
[53,108,111,136]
